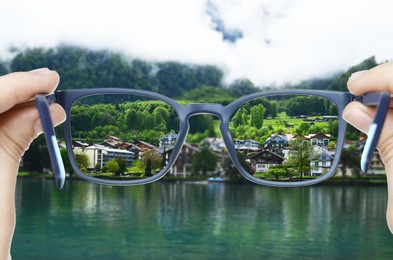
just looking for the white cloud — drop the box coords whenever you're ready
[1,0,393,86]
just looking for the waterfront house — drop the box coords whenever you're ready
[250,150,285,173]
[74,144,135,170]
[310,146,333,176]
[164,143,200,177]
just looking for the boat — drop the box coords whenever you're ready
[207,177,225,182]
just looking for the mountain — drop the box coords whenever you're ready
[0,45,381,98]
[327,56,378,91]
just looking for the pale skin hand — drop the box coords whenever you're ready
[0,69,66,260]
[343,62,393,233]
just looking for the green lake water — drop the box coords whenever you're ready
[11,179,393,259]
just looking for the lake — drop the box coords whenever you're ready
[12,179,393,259]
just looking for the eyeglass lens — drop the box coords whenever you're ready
[70,94,180,180]
[229,94,339,182]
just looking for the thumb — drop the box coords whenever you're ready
[0,103,65,164]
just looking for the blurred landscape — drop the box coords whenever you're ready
[1,45,383,182]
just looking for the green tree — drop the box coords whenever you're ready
[183,85,233,104]
[262,166,288,181]
[236,152,255,174]
[339,146,361,177]
[145,159,152,177]
[140,149,162,172]
[296,122,310,135]
[228,78,258,96]
[106,160,120,174]
[250,104,265,128]
[125,109,139,130]
[115,157,126,176]
[191,145,218,175]
[221,157,244,182]
[74,152,90,173]
[285,139,314,180]
[189,115,215,135]
[231,107,249,128]
[22,135,50,172]
[270,101,278,118]
[328,56,377,91]
[286,96,326,117]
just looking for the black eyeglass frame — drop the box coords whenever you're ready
[35,89,390,189]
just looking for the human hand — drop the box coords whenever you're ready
[343,62,393,233]
[0,68,66,259]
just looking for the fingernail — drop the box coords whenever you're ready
[349,70,368,81]
[29,67,52,75]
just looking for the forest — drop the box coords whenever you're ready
[0,45,379,173]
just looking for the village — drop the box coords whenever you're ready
[71,131,385,180]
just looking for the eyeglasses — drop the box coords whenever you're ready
[35,89,390,189]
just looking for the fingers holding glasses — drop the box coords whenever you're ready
[0,69,65,164]
[345,61,393,234]
[343,99,393,163]
[344,62,393,151]
[347,62,393,95]
[0,68,60,114]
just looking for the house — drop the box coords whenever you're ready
[310,146,333,176]
[103,135,123,147]
[282,145,334,177]
[74,144,135,170]
[132,140,157,152]
[305,133,331,147]
[234,140,261,152]
[124,143,144,159]
[250,150,285,173]
[72,140,89,148]
[163,143,200,177]
[202,137,226,152]
[322,116,338,121]
[159,133,178,152]
[263,134,290,150]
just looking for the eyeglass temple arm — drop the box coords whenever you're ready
[355,92,391,174]
[35,93,66,189]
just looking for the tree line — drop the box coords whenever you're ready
[71,97,179,146]
[0,45,261,99]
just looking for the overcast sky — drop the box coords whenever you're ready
[1,0,392,86]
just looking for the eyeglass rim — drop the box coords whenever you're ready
[51,88,357,187]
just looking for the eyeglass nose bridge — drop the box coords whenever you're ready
[182,103,228,119]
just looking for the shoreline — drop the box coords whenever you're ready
[17,173,387,186]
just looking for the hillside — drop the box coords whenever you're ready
[1,46,379,100]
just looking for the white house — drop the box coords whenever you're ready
[159,133,178,152]
[310,146,333,176]
[74,144,135,170]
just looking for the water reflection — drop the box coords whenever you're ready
[13,179,393,259]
